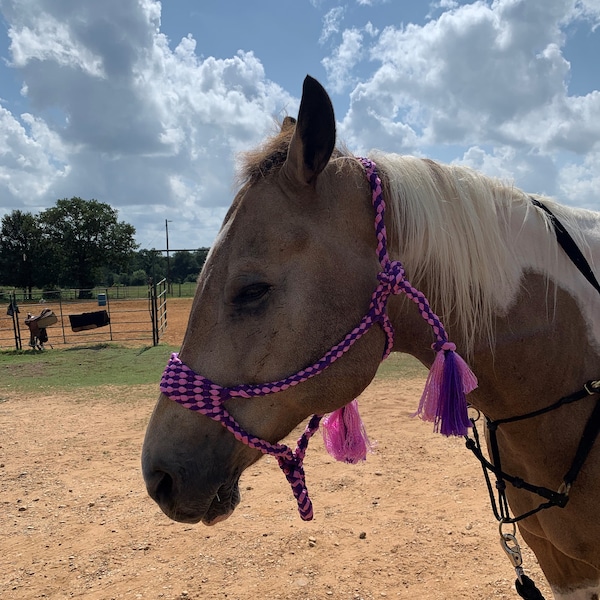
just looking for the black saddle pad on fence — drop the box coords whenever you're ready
[69,310,110,332]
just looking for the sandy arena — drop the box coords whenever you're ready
[0,297,552,599]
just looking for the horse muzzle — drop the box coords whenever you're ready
[141,394,246,525]
[142,456,241,525]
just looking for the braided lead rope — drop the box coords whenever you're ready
[358,158,450,351]
[160,157,457,520]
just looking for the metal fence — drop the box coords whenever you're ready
[149,278,167,346]
[0,280,168,350]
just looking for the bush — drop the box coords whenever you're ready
[130,269,148,286]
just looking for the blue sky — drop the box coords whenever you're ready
[0,0,599,250]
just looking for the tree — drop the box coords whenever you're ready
[195,247,210,273]
[40,198,138,296]
[0,210,58,296]
[171,251,199,283]
[129,269,149,286]
[132,249,166,282]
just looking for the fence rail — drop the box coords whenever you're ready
[0,281,196,302]
[0,281,168,350]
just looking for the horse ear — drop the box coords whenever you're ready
[283,75,336,186]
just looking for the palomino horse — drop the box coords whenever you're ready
[142,76,600,599]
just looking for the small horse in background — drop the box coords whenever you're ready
[142,76,600,599]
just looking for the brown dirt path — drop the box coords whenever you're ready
[0,298,552,600]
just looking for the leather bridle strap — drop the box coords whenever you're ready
[466,379,600,524]
[531,197,600,294]
[465,198,600,524]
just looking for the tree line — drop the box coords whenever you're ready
[0,197,209,297]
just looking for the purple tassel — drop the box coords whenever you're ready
[322,399,371,463]
[414,342,477,436]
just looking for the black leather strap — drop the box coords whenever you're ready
[531,197,600,294]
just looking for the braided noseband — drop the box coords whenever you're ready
[160,157,474,520]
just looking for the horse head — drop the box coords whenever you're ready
[142,77,392,525]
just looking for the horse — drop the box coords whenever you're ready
[142,76,600,599]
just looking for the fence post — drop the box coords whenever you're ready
[150,279,158,346]
[103,288,113,341]
[57,290,67,344]
[9,292,22,350]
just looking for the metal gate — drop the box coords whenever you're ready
[1,283,168,350]
[3,292,22,350]
[150,278,168,346]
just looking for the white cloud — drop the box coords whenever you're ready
[568,0,600,28]
[322,19,380,94]
[0,105,69,203]
[320,7,346,44]
[331,0,600,202]
[558,152,600,209]
[459,144,560,195]
[322,28,364,93]
[0,0,295,248]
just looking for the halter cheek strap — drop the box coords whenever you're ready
[160,157,477,521]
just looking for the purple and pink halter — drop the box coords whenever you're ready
[160,158,477,521]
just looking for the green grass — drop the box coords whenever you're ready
[376,352,428,380]
[0,344,178,393]
[0,345,426,396]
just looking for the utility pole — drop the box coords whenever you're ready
[165,219,172,294]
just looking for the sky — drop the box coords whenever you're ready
[0,0,599,251]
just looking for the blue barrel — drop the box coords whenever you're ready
[98,293,107,306]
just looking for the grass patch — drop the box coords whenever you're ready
[0,344,178,393]
[0,346,427,395]
[376,352,428,380]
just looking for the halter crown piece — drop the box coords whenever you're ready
[160,157,477,521]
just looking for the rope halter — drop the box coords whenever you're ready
[160,157,477,521]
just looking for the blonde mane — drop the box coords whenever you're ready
[370,152,548,355]
[236,123,598,355]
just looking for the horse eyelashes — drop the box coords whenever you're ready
[232,283,271,306]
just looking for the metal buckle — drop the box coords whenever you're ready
[467,404,481,422]
[499,521,524,584]
[584,380,600,395]
[557,481,571,497]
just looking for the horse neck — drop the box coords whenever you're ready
[376,158,600,418]
[378,154,531,358]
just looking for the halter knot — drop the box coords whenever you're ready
[432,340,456,353]
[377,260,405,295]
[160,358,231,409]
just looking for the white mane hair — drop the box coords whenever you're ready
[369,152,599,355]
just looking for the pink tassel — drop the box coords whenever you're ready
[414,349,445,422]
[414,343,477,436]
[322,399,371,463]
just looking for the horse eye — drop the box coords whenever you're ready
[232,283,271,305]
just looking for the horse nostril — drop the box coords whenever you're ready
[149,470,174,504]
[156,471,174,502]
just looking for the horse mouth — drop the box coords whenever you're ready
[168,482,239,525]
[147,466,241,525]
[201,482,241,525]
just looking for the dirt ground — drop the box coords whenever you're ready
[0,298,553,600]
